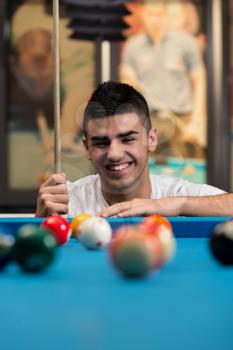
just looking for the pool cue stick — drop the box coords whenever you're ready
[53,0,61,173]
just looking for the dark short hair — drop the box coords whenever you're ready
[83,81,151,133]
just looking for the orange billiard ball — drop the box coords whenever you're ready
[140,215,176,262]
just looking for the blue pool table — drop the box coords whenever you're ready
[0,217,233,350]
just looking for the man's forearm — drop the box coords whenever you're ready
[179,193,233,216]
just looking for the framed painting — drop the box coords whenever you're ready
[0,0,95,211]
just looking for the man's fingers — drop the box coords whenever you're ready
[40,184,68,195]
[36,173,68,217]
[99,199,153,217]
[99,202,130,217]
[40,194,69,204]
[116,207,149,217]
[45,202,69,216]
[42,173,66,187]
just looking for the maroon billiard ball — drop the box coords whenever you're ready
[41,215,71,245]
[210,220,233,265]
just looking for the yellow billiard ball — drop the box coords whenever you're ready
[71,214,91,239]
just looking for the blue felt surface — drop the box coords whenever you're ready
[0,238,233,350]
[0,217,232,237]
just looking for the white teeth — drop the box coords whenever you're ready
[108,163,130,171]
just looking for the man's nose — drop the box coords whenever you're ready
[107,141,124,161]
[31,46,48,63]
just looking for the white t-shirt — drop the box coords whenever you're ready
[67,174,225,217]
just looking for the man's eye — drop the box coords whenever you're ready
[122,138,135,143]
[93,142,108,148]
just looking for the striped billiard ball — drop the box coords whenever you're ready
[78,217,112,250]
[71,213,91,239]
[140,215,176,262]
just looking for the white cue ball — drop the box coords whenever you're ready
[78,217,112,250]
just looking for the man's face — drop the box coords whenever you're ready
[13,31,54,97]
[84,112,157,194]
[142,4,167,37]
[17,31,53,79]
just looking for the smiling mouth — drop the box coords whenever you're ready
[105,162,133,174]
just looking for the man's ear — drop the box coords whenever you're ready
[148,127,158,152]
[82,136,91,160]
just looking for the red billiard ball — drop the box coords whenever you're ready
[41,215,71,245]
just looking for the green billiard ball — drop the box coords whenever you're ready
[0,234,15,270]
[12,225,57,273]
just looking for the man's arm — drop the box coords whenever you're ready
[35,173,69,217]
[99,193,233,217]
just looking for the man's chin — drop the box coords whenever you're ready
[103,178,138,195]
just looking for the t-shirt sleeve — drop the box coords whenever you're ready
[173,179,226,197]
[66,181,85,217]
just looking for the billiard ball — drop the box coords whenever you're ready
[0,234,15,270]
[71,213,91,239]
[0,224,13,236]
[141,215,172,233]
[140,215,176,262]
[109,225,163,277]
[12,224,57,273]
[41,215,71,245]
[210,220,233,265]
[77,217,112,250]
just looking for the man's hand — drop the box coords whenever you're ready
[35,173,69,217]
[98,197,185,218]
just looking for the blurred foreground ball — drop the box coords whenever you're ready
[0,234,15,270]
[109,225,163,278]
[12,224,57,273]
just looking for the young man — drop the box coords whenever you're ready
[36,82,233,218]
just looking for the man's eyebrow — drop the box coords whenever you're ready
[90,136,109,142]
[90,131,139,141]
[118,130,139,138]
